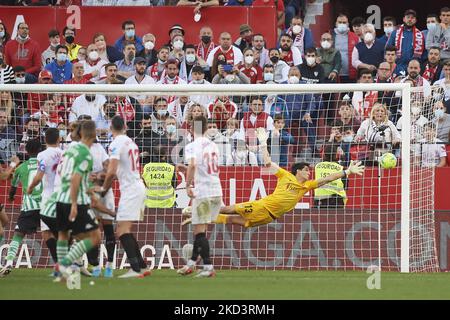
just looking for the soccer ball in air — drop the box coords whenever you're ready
[379,152,397,169]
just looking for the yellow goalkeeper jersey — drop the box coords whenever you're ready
[261,168,318,218]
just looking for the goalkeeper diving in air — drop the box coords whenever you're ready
[182,128,365,228]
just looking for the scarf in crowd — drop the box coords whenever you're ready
[287,27,305,55]
[422,63,439,82]
[196,42,215,60]
[395,25,424,59]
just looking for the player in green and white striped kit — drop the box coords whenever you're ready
[55,120,102,278]
[0,140,43,277]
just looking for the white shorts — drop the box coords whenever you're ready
[40,219,50,232]
[116,184,146,222]
[93,189,115,221]
[191,196,222,225]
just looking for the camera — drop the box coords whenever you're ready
[377,125,388,136]
[223,64,233,72]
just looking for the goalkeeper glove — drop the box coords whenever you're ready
[345,160,365,176]
[256,128,269,147]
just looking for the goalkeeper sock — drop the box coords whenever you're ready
[87,245,100,267]
[119,233,141,273]
[103,224,116,263]
[0,235,3,243]
[196,233,212,265]
[6,234,23,262]
[214,214,228,224]
[56,240,68,264]
[61,239,94,267]
[45,238,58,264]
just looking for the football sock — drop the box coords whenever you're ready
[87,245,100,267]
[0,235,3,243]
[190,234,201,262]
[45,238,58,264]
[196,233,212,265]
[131,235,146,269]
[214,214,228,224]
[119,233,141,272]
[56,240,68,264]
[61,239,94,267]
[103,224,116,263]
[6,234,23,261]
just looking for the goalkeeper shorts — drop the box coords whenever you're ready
[235,200,274,228]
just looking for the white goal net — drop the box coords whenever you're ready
[0,83,442,273]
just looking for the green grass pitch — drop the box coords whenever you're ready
[0,269,449,300]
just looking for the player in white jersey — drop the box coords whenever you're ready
[27,128,63,266]
[86,141,116,278]
[177,115,222,278]
[96,116,148,278]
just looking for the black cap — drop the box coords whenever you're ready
[134,57,146,65]
[404,9,417,17]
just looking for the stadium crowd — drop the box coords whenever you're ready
[0,5,449,170]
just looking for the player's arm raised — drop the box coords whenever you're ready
[316,160,365,188]
[256,128,279,174]
[0,156,20,181]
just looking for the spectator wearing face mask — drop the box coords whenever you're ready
[69,93,106,124]
[62,26,82,62]
[205,120,229,165]
[82,43,108,84]
[12,66,35,85]
[396,102,428,143]
[114,20,144,53]
[239,48,263,84]
[432,101,450,143]
[44,45,72,84]
[188,66,213,106]
[179,45,208,82]
[285,16,314,57]
[206,32,244,67]
[151,97,170,135]
[212,62,250,84]
[298,47,325,84]
[422,14,440,43]
[316,32,341,83]
[169,34,185,61]
[268,48,289,83]
[352,24,385,76]
[41,29,60,68]
[4,23,40,77]
[378,17,396,47]
[426,7,450,62]
[137,33,158,67]
[332,14,359,82]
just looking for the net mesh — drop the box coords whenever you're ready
[0,83,442,272]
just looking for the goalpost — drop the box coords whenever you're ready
[0,83,441,273]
